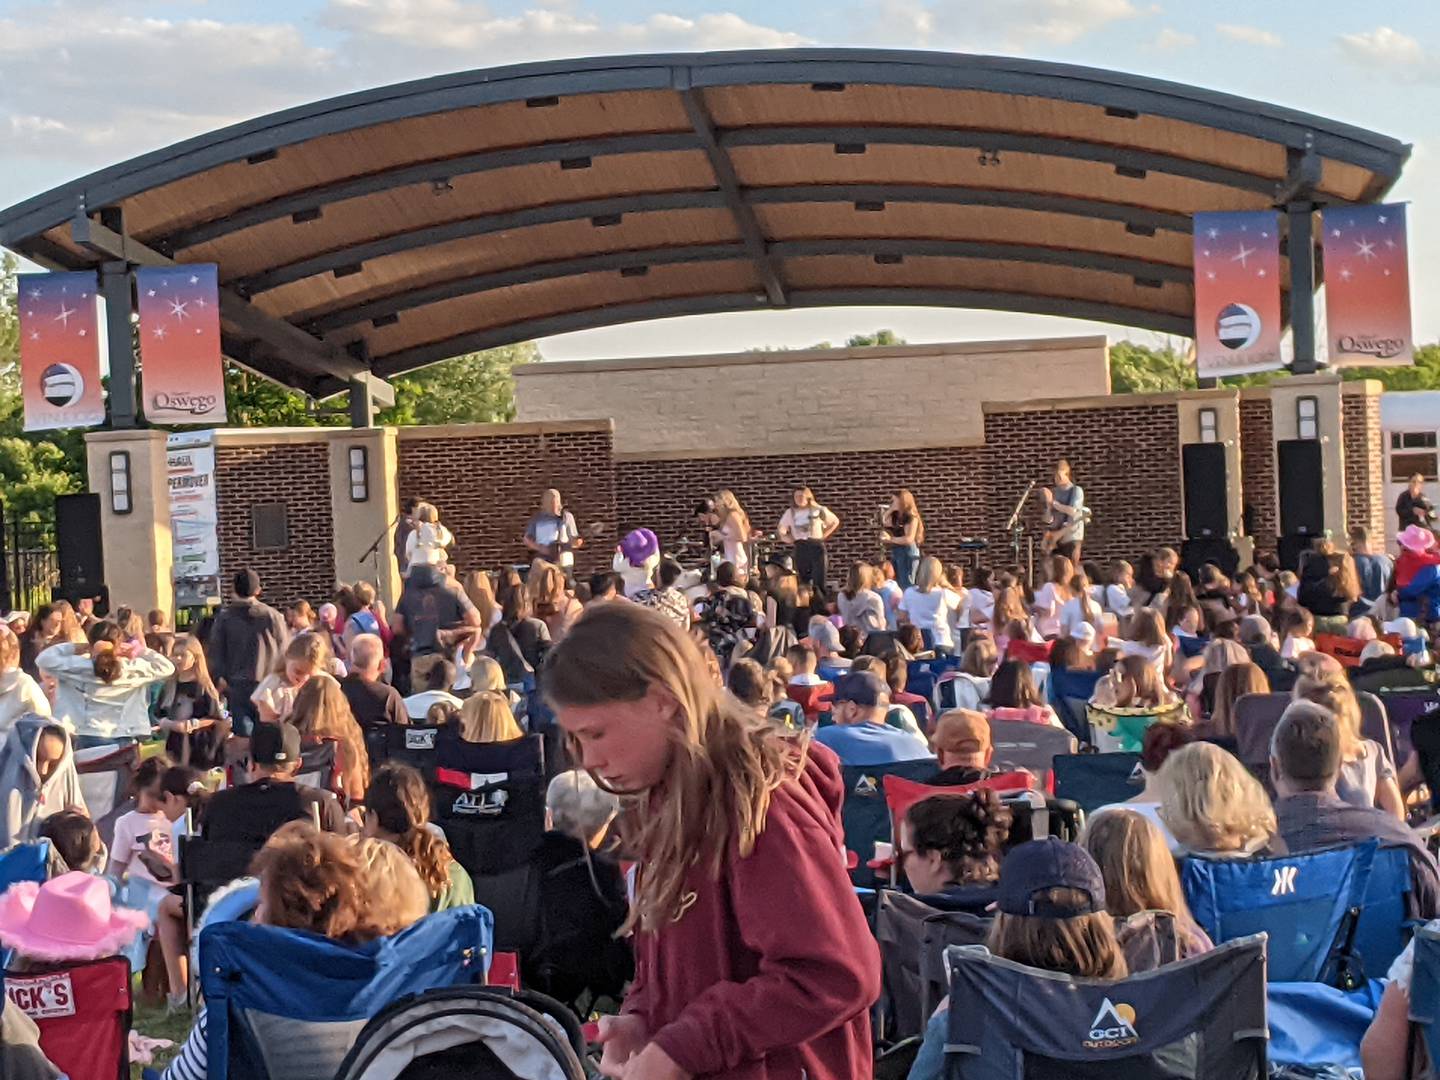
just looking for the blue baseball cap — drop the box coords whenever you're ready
[997,838,1106,917]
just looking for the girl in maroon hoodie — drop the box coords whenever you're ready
[544,601,880,1080]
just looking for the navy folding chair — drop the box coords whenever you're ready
[840,759,939,886]
[874,889,990,1044]
[384,721,443,775]
[1181,840,1377,985]
[1349,844,1420,986]
[431,731,546,953]
[199,905,493,1080]
[0,839,49,892]
[1356,690,1396,768]
[909,656,960,705]
[1047,667,1103,744]
[1233,693,1289,771]
[1051,752,1142,815]
[937,934,1268,1079]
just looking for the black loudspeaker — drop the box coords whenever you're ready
[1182,538,1240,579]
[1277,439,1325,539]
[55,493,104,593]
[1182,443,1229,539]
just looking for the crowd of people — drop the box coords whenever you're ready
[1,473,1440,1078]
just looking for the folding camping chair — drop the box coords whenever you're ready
[1181,840,1379,985]
[908,657,961,706]
[199,905,493,1080]
[933,934,1268,1079]
[295,737,342,799]
[2,956,132,1080]
[1047,667,1103,745]
[987,720,1077,791]
[1348,844,1421,986]
[874,889,990,1044]
[0,839,49,892]
[385,721,444,775]
[1233,692,1291,779]
[1357,690,1397,766]
[73,742,140,850]
[332,985,588,1080]
[878,771,1039,883]
[840,759,940,886]
[1404,923,1440,1078]
[1374,687,1440,771]
[1051,752,1142,815]
[430,731,546,953]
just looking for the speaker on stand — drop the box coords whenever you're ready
[55,493,106,609]
[1181,443,1239,577]
[1276,439,1325,571]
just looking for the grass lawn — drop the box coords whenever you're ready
[130,997,192,1079]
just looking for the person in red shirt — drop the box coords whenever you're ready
[544,601,879,1080]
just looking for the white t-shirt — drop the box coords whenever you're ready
[1058,597,1101,640]
[967,589,995,628]
[1280,635,1315,660]
[251,673,301,722]
[1031,583,1067,639]
[778,504,837,542]
[899,587,963,650]
[1104,584,1133,618]
[110,809,172,884]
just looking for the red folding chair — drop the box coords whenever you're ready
[1005,640,1053,664]
[3,956,131,1080]
[876,771,1034,883]
[486,951,521,991]
[1314,633,1366,668]
[787,682,834,723]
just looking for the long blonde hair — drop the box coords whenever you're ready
[1293,673,1363,756]
[274,631,331,678]
[290,674,371,796]
[527,560,568,619]
[1159,742,1275,854]
[1083,809,1203,943]
[716,489,750,539]
[544,602,806,932]
[1209,662,1270,737]
[914,555,944,593]
[176,633,220,701]
[457,691,523,744]
[463,570,498,630]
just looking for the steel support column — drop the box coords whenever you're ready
[1287,202,1318,375]
[96,205,138,429]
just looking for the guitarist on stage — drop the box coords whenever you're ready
[524,488,585,569]
[1041,459,1088,563]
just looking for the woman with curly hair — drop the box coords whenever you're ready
[363,763,474,912]
[899,790,1012,913]
[544,602,879,1080]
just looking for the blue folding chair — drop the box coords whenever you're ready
[199,905,493,1080]
[1047,667,1103,744]
[840,759,939,886]
[1182,840,1378,985]
[1051,752,1141,814]
[932,934,1268,1079]
[1349,844,1421,986]
[908,656,961,704]
[0,840,49,893]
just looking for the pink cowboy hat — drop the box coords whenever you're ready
[1398,525,1439,555]
[0,871,150,962]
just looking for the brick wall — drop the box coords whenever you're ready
[1239,397,1278,552]
[215,442,335,607]
[1342,389,1387,543]
[982,402,1185,566]
[396,425,617,577]
[616,446,990,583]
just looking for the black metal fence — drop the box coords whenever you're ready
[6,514,57,614]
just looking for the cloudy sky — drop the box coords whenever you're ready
[1,0,1436,360]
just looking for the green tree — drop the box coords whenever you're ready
[1338,344,1440,390]
[379,342,533,426]
[844,329,906,348]
[1107,340,1198,394]
[0,254,87,516]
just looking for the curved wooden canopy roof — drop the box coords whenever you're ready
[0,49,1410,395]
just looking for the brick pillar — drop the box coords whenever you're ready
[1238,393,1278,553]
[85,429,173,614]
[1341,381,1387,545]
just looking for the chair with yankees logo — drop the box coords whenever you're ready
[430,729,546,954]
[926,934,1268,1079]
[1180,840,1380,986]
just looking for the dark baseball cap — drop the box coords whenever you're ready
[251,722,301,766]
[997,838,1106,918]
[831,670,889,709]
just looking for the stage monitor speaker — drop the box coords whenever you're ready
[1277,439,1325,539]
[1182,443,1229,539]
[1278,533,1313,573]
[55,493,104,593]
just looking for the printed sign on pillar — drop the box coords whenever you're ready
[1192,211,1284,379]
[1322,203,1413,368]
[17,272,107,432]
[137,265,228,424]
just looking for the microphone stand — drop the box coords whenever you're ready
[1005,480,1037,583]
[359,510,404,591]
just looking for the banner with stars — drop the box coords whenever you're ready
[17,272,108,432]
[1322,203,1413,368]
[1192,211,1284,379]
[136,265,227,424]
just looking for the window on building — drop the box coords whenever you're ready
[1198,408,1219,444]
[1392,453,1439,483]
[1297,396,1319,440]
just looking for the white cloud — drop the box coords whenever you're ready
[860,0,1142,50]
[1216,23,1282,48]
[1337,25,1427,69]
[1151,27,1196,50]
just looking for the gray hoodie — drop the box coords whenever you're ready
[0,716,87,849]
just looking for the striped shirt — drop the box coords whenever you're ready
[160,1007,207,1080]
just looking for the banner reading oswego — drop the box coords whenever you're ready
[137,265,228,424]
[1322,202,1414,368]
[1192,211,1284,379]
[17,272,107,432]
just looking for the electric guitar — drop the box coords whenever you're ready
[1039,489,1092,555]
